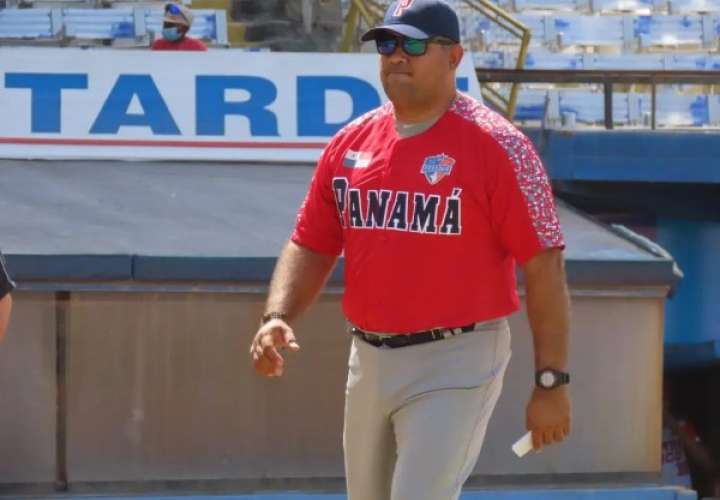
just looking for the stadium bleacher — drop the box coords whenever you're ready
[1,0,719,127]
[458,12,719,52]
[0,4,227,46]
[63,6,139,41]
[473,50,720,70]
[447,0,720,129]
[525,89,720,127]
[669,0,720,13]
[0,7,61,42]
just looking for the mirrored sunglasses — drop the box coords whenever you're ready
[375,35,455,57]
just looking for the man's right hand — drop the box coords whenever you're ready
[249,319,300,377]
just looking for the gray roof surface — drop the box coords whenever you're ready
[0,160,677,287]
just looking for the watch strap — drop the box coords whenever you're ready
[535,368,570,389]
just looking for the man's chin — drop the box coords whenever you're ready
[385,73,413,84]
[383,80,416,100]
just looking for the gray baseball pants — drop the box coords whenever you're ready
[343,318,511,500]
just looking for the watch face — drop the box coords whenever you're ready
[540,370,557,388]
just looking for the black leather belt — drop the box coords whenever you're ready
[350,323,477,349]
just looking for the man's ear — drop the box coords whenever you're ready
[450,44,464,70]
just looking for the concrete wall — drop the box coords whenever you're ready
[0,292,57,483]
[0,287,664,484]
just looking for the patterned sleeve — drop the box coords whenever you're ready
[0,251,15,298]
[487,133,565,264]
[290,146,344,256]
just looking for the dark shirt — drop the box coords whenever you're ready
[0,251,15,299]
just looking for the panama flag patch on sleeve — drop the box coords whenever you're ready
[343,150,373,169]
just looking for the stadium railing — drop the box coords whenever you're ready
[475,50,720,70]
[476,67,720,128]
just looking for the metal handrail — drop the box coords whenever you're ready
[475,68,720,130]
[339,0,531,119]
[339,0,383,52]
[459,0,530,118]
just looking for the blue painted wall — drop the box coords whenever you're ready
[526,130,720,184]
[525,128,720,367]
[656,218,720,368]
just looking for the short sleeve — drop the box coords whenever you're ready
[291,146,344,256]
[0,251,15,299]
[487,134,565,264]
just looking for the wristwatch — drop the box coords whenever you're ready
[535,368,570,390]
[261,312,288,325]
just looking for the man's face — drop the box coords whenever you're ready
[377,31,462,107]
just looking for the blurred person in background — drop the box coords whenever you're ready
[663,377,720,498]
[152,3,207,51]
[0,251,14,342]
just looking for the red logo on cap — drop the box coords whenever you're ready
[393,0,415,16]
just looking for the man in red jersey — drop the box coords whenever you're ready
[249,1,571,498]
[0,251,14,342]
[151,3,207,51]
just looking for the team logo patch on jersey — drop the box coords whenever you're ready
[343,150,373,169]
[420,154,456,185]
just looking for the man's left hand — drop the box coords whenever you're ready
[526,386,571,451]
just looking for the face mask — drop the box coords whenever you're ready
[162,27,182,41]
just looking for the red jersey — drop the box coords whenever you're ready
[151,37,208,51]
[292,93,564,333]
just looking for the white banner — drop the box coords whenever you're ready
[0,48,482,162]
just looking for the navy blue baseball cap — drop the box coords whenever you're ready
[361,0,460,43]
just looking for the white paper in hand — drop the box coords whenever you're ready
[512,431,534,458]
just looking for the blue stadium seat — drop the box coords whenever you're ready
[709,94,720,125]
[662,52,713,68]
[512,14,555,47]
[547,90,649,126]
[459,13,511,49]
[510,0,581,12]
[669,0,720,13]
[591,0,654,14]
[516,89,719,128]
[635,14,706,49]
[473,50,507,68]
[514,89,548,121]
[0,7,61,40]
[587,51,666,68]
[473,49,720,70]
[553,14,634,49]
[654,92,710,126]
[62,7,139,40]
[524,50,584,69]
